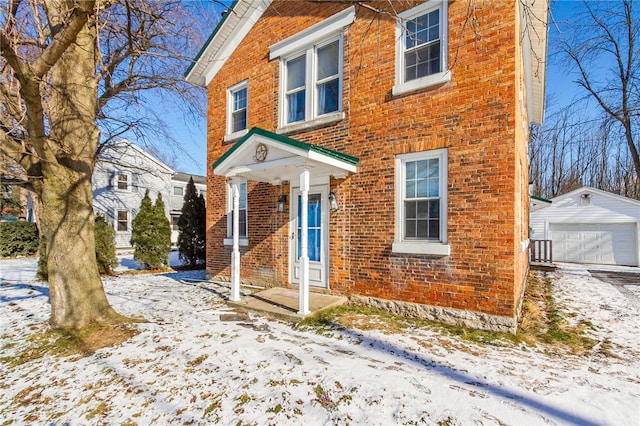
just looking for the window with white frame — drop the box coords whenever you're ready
[393,149,449,255]
[393,1,450,96]
[269,7,355,129]
[173,186,183,196]
[227,81,248,138]
[283,37,342,125]
[114,171,131,191]
[225,180,248,243]
[116,210,129,232]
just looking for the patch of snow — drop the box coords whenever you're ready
[0,260,638,425]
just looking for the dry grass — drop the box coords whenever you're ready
[2,323,138,366]
[298,271,600,354]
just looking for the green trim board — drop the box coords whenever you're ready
[531,195,552,204]
[212,127,359,170]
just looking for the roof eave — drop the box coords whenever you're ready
[185,0,272,87]
[522,0,549,126]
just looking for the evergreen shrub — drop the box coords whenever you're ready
[131,190,171,269]
[0,222,39,257]
[177,177,206,268]
[95,214,118,275]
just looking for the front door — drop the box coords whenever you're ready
[290,185,329,288]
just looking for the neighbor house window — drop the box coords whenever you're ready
[115,172,131,191]
[224,180,248,245]
[117,210,129,232]
[269,7,355,128]
[393,149,449,255]
[173,186,183,196]
[226,80,248,140]
[393,1,450,96]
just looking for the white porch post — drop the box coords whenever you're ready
[298,168,310,315]
[230,178,241,302]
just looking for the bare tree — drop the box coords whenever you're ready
[557,0,640,183]
[0,0,216,328]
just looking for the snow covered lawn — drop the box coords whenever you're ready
[0,256,639,425]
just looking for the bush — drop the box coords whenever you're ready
[95,214,118,275]
[130,190,171,269]
[37,238,47,281]
[0,221,39,257]
[177,177,206,268]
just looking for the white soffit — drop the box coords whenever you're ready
[521,0,549,125]
[185,0,272,87]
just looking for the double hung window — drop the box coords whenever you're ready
[225,180,248,245]
[270,7,355,129]
[117,210,128,232]
[394,1,450,96]
[283,37,342,125]
[393,149,449,255]
[114,171,131,191]
[226,81,248,140]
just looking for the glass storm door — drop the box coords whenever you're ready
[290,186,328,288]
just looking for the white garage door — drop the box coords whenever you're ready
[549,223,638,266]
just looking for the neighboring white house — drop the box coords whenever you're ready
[169,172,207,243]
[93,140,207,248]
[530,187,640,267]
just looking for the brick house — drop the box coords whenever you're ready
[186,0,548,332]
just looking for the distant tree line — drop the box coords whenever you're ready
[529,106,640,200]
[531,0,639,201]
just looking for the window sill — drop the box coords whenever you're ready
[223,129,248,143]
[223,238,249,247]
[277,112,345,135]
[392,241,450,256]
[392,70,451,97]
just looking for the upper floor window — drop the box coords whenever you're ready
[283,37,343,125]
[226,80,249,141]
[270,7,355,129]
[173,186,183,196]
[393,1,450,96]
[393,149,450,256]
[113,171,131,191]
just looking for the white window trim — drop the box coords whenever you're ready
[392,0,450,97]
[115,208,130,233]
[225,80,249,141]
[113,171,132,192]
[392,148,450,256]
[173,186,184,196]
[278,35,344,128]
[223,178,249,246]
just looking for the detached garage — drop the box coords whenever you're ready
[530,187,640,267]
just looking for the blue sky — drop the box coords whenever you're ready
[163,1,594,177]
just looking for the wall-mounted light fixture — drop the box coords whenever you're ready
[581,193,591,199]
[329,192,339,212]
[277,194,287,212]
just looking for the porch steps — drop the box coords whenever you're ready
[227,287,347,323]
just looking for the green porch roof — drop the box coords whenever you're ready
[212,127,359,170]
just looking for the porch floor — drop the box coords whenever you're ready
[227,287,347,323]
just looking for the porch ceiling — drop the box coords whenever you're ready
[212,127,358,183]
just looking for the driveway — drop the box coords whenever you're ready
[588,269,640,303]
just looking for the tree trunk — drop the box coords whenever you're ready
[37,12,123,328]
[39,166,123,328]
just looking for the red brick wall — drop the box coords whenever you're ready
[206,0,528,321]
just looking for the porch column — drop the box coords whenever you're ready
[298,168,310,315]
[230,178,241,302]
